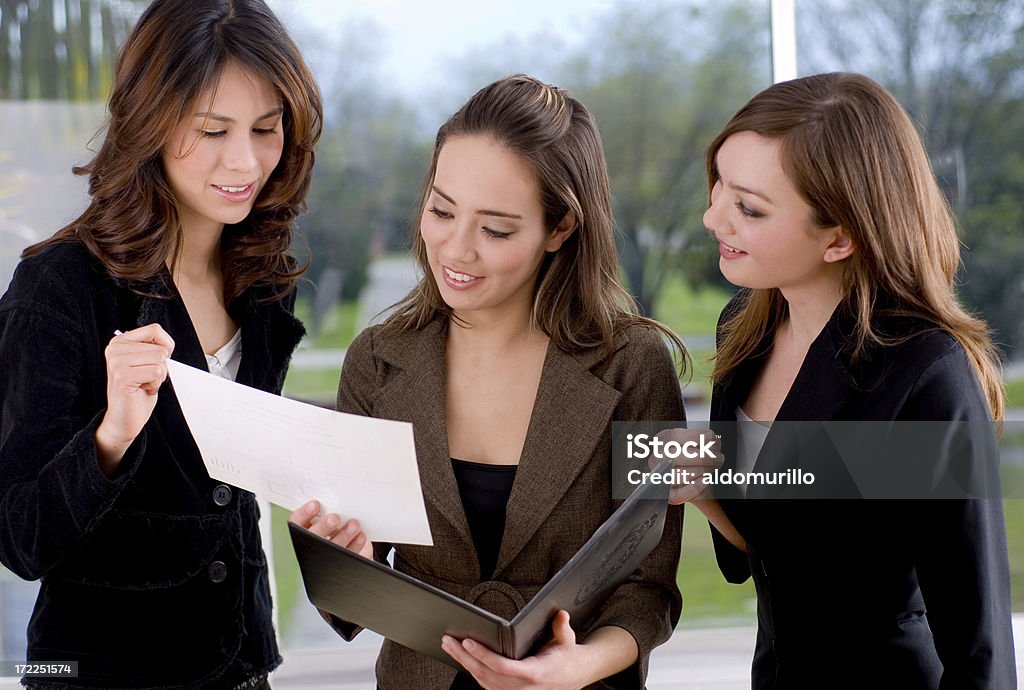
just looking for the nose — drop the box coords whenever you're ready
[444,219,478,264]
[703,180,728,236]
[223,132,258,173]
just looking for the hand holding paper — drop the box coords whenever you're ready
[166,359,432,545]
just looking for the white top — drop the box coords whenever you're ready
[204,329,242,382]
[735,406,771,497]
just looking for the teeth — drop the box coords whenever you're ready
[217,185,248,193]
[724,243,741,253]
[444,267,476,282]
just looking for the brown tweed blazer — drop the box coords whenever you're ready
[333,318,685,689]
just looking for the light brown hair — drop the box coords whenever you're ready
[707,72,1003,420]
[387,74,687,371]
[25,0,323,305]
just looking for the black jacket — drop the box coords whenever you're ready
[709,291,1015,690]
[0,241,305,688]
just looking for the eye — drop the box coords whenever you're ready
[201,130,227,139]
[253,127,278,136]
[428,207,453,220]
[734,200,763,219]
[483,228,512,239]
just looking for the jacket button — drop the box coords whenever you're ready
[208,560,228,583]
[212,484,233,506]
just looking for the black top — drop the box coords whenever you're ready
[451,458,517,579]
[449,459,517,690]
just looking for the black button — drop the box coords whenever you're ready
[212,484,232,506]
[208,560,227,583]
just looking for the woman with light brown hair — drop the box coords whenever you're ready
[291,74,686,689]
[675,72,1014,688]
[0,0,321,687]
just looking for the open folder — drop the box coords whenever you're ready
[289,470,671,667]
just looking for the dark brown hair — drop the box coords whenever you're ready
[387,74,687,371]
[25,0,323,305]
[706,72,1003,420]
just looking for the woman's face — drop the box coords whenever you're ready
[420,134,572,324]
[703,130,848,296]
[162,62,285,239]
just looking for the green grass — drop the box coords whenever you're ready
[1007,379,1024,408]
[293,299,360,349]
[271,505,304,636]
[282,367,342,404]
[652,276,732,338]
[677,506,756,627]
[1004,499,1024,611]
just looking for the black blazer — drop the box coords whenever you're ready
[709,292,1015,690]
[0,241,305,688]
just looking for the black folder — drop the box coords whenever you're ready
[289,473,670,667]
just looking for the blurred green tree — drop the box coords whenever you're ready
[0,0,142,100]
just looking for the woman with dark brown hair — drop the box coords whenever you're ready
[0,0,321,687]
[672,72,1014,689]
[291,74,686,690]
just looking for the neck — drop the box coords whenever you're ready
[779,278,843,347]
[447,307,543,353]
[172,224,224,283]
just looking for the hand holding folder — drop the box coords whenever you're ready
[288,468,671,670]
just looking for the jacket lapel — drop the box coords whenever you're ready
[494,338,623,575]
[371,321,474,545]
[135,285,208,371]
[234,290,306,393]
[746,309,857,497]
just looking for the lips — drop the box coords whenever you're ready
[442,265,482,289]
[718,241,747,259]
[212,182,257,203]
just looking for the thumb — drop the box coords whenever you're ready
[551,610,575,646]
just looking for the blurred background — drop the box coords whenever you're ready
[1,0,1023,682]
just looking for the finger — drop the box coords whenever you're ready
[108,364,168,393]
[288,499,321,527]
[441,636,501,685]
[463,637,526,679]
[332,519,367,550]
[118,323,176,352]
[550,610,576,647]
[106,342,174,366]
[307,512,343,540]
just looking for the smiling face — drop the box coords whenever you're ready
[704,130,852,298]
[420,134,574,325]
[162,61,285,239]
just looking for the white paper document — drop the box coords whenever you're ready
[167,359,432,545]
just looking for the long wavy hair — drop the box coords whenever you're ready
[25,0,322,305]
[707,72,1003,421]
[386,74,687,371]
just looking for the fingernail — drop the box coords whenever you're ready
[463,639,474,651]
[325,515,338,528]
[305,500,317,512]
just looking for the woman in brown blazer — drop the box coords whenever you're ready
[291,74,686,689]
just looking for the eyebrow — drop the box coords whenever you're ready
[727,182,776,206]
[193,106,284,123]
[431,186,523,220]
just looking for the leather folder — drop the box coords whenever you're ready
[289,472,670,667]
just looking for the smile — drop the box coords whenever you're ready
[442,266,482,289]
[719,241,747,259]
[212,182,257,202]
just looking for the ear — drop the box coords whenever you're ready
[823,226,855,263]
[545,210,578,252]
